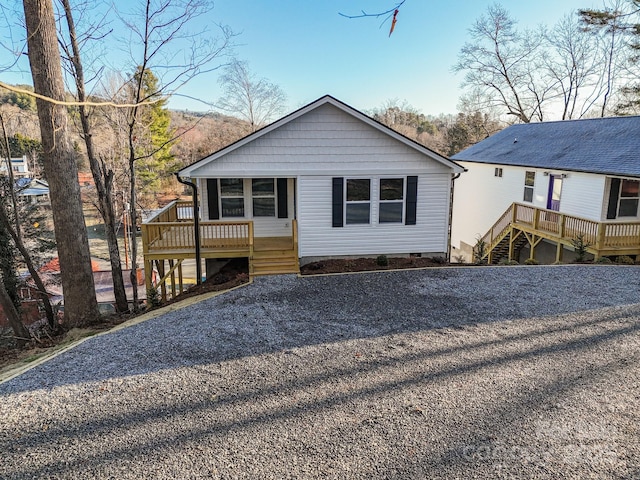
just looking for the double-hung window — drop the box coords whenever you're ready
[220,178,244,217]
[523,171,535,203]
[379,178,404,223]
[618,179,640,217]
[252,179,276,217]
[345,179,371,224]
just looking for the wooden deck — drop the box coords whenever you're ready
[141,200,299,301]
[480,203,640,264]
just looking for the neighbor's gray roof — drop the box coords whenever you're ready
[452,116,640,177]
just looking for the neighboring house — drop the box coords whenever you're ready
[0,155,30,178]
[450,115,640,263]
[0,284,48,328]
[15,177,50,204]
[143,95,464,298]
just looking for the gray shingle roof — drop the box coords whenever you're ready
[452,116,640,177]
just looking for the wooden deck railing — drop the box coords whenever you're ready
[143,220,253,252]
[481,202,640,258]
[142,200,252,253]
[146,200,194,224]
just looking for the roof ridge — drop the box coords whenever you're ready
[508,115,640,127]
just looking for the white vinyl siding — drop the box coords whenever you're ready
[298,174,451,257]
[186,104,453,178]
[188,101,457,252]
[451,162,608,251]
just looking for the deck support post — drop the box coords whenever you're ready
[169,259,176,298]
[144,257,153,301]
[555,242,563,263]
[596,223,606,257]
[507,227,514,261]
[157,259,167,302]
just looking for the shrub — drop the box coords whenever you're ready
[376,255,389,267]
[595,256,613,264]
[571,234,591,263]
[473,235,487,265]
[508,260,519,265]
[524,258,539,265]
[616,255,635,265]
[430,256,446,265]
[453,254,466,264]
[146,287,162,308]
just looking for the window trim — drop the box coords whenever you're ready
[523,171,535,203]
[345,178,371,225]
[617,178,640,218]
[251,178,276,217]
[378,177,405,224]
[219,178,245,218]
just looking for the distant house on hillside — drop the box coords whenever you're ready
[0,155,30,178]
[450,115,640,263]
[15,178,50,204]
[142,95,465,298]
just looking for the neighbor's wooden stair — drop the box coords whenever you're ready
[486,231,528,264]
[250,245,299,277]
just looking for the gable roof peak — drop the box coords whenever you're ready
[180,94,464,176]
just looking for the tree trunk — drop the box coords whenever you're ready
[22,0,100,327]
[0,280,29,347]
[129,152,140,311]
[61,0,129,313]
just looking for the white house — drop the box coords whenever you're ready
[177,95,465,267]
[0,156,30,178]
[16,177,50,204]
[450,115,640,262]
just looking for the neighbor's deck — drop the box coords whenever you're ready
[481,203,640,263]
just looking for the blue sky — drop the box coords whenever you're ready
[3,0,600,116]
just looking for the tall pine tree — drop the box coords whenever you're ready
[132,68,178,196]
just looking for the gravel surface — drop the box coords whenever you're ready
[1,265,639,479]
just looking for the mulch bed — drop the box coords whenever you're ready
[300,256,449,275]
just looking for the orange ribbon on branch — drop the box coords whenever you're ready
[389,9,399,36]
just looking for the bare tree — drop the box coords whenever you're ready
[454,4,553,123]
[58,0,129,313]
[217,60,287,132]
[544,13,601,119]
[115,0,233,309]
[22,0,99,327]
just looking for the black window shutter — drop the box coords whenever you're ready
[606,178,621,219]
[277,178,288,218]
[332,177,344,227]
[207,178,220,220]
[405,176,418,225]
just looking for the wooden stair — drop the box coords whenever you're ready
[250,238,299,277]
[249,237,300,277]
[487,232,528,264]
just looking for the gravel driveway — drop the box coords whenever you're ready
[1,265,639,479]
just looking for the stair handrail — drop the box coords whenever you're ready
[481,203,515,250]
